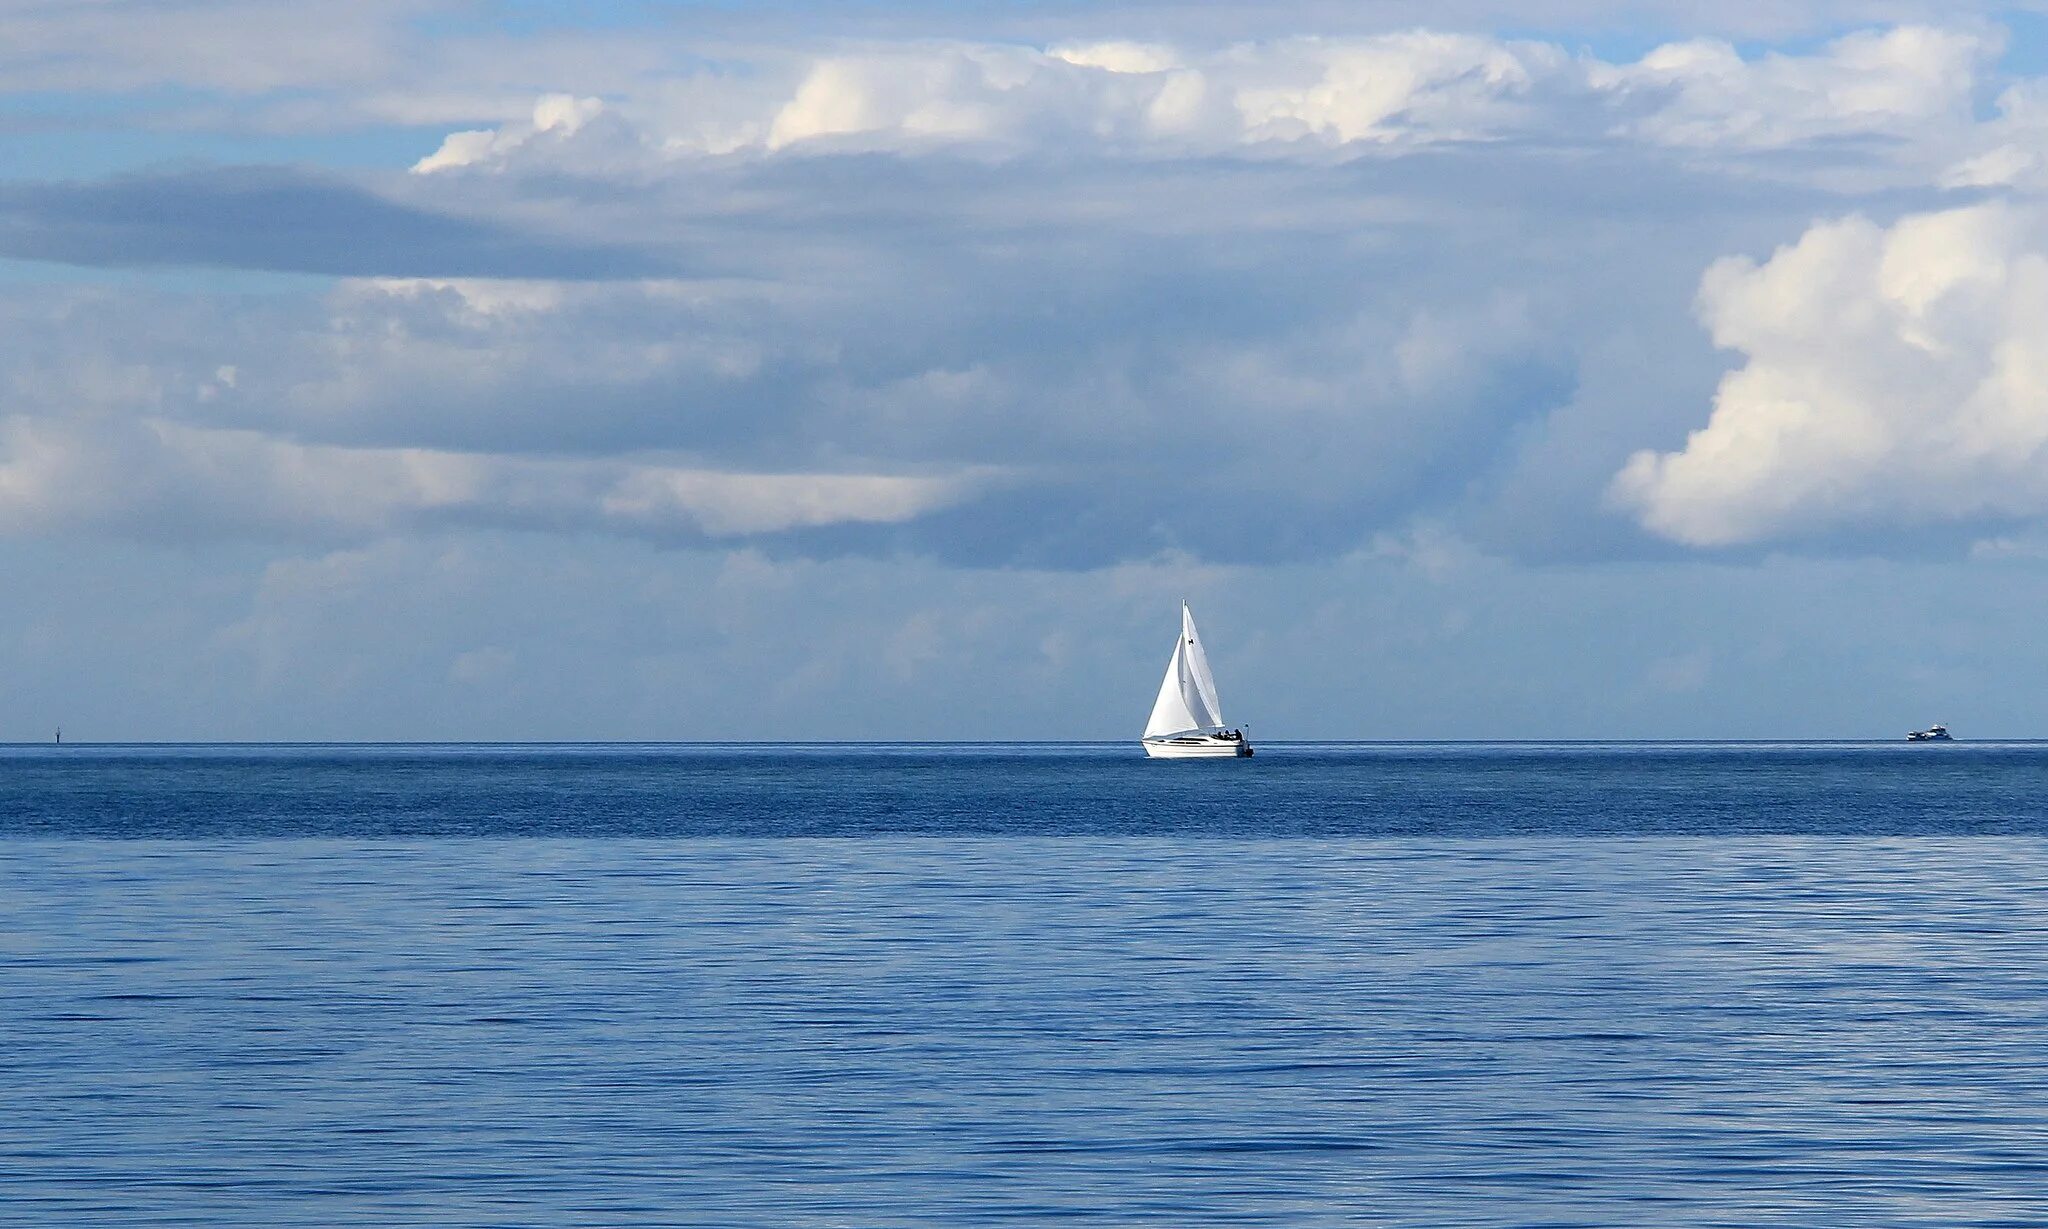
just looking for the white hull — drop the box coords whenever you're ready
[1142,735,1253,759]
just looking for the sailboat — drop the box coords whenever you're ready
[1142,602,1253,758]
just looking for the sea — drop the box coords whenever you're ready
[5,741,2048,1226]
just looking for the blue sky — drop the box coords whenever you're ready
[9,0,2048,739]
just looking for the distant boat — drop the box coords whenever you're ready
[1142,602,1252,758]
[1907,724,1953,742]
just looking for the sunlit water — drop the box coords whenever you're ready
[5,744,2048,1225]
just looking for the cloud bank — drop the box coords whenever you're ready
[9,17,2048,568]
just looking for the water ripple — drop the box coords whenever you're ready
[4,834,2048,1225]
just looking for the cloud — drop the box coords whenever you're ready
[1941,76,2048,192]
[0,414,979,544]
[1613,201,2048,547]
[1591,25,1989,150]
[410,26,1995,173]
[7,27,2011,292]
[0,201,1586,563]
[5,22,2037,569]
[1,257,1566,564]
[0,166,663,278]
[410,93,614,173]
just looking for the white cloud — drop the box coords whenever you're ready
[1940,77,2048,191]
[1613,201,2048,546]
[1050,41,1180,75]
[409,26,1998,173]
[767,50,1002,150]
[1592,26,1988,150]
[412,93,608,173]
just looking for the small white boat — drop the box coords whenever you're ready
[1907,724,1953,742]
[1142,602,1252,758]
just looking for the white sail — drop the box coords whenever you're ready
[1180,604,1224,726]
[1143,603,1227,738]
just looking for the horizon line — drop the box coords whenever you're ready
[4,738,2037,748]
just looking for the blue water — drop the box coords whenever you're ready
[6,743,2048,1225]
[6,740,2048,837]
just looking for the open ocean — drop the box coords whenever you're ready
[6,742,2048,1226]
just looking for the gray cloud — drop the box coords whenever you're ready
[0,139,1855,568]
[0,166,666,278]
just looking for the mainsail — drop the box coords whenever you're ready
[1143,602,1226,738]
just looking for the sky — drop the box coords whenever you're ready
[11,1,2048,740]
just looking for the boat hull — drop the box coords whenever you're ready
[1142,736,1253,759]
